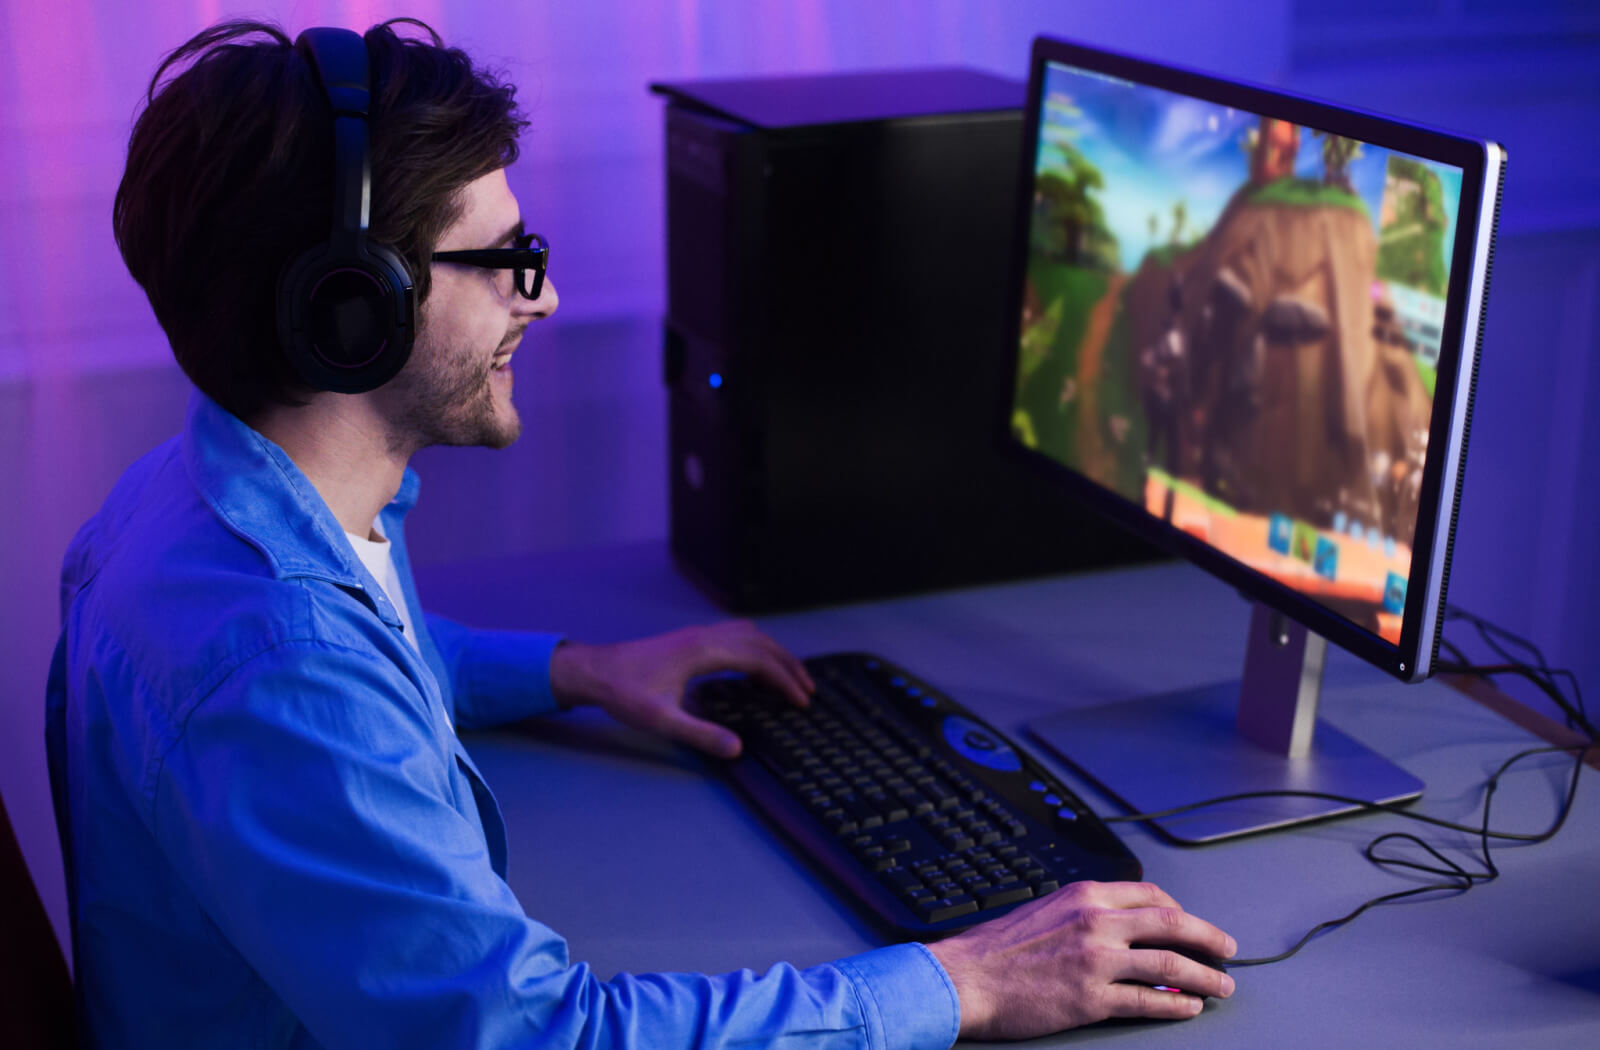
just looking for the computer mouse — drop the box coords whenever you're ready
[1128,943,1230,999]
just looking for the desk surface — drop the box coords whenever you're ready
[417,542,1600,1049]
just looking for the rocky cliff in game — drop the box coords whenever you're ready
[1126,176,1433,547]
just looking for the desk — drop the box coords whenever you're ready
[418,542,1600,1049]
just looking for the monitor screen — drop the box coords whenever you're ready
[1005,40,1502,682]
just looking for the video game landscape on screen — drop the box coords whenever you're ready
[1012,62,1464,644]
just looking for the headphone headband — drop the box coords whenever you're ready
[297,28,372,239]
[276,26,416,395]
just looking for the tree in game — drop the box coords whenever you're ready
[1378,155,1450,297]
[1313,130,1362,192]
[1170,198,1188,247]
[1249,117,1300,184]
[1036,148,1112,268]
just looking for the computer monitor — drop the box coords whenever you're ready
[1006,36,1504,843]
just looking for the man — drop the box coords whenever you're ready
[47,19,1236,1048]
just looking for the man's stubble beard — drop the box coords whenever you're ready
[385,327,524,455]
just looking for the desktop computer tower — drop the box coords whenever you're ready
[654,70,1160,612]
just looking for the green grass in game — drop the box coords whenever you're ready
[1251,176,1370,218]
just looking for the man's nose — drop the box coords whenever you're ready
[520,275,558,321]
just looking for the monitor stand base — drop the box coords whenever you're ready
[1026,603,1423,844]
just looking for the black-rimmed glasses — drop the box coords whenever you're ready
[432,231,550,300]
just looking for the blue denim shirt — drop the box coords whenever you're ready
[45,393,960,1049]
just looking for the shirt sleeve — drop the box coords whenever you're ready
[424,612,565,728]
[151,640,960,1050]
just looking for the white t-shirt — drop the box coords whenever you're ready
[346,523,453,731]
[344,524,421,655]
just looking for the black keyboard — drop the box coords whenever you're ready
[692,651,1141,936]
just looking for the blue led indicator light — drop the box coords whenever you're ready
[708,373,723,389]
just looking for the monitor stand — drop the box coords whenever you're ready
[1026,602,1423,844]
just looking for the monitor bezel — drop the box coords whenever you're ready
[999,35,1498,683]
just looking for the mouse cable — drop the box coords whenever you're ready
[1097,622,1592,968]
[1121,737,1591,967]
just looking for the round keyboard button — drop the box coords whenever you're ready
[940,715,1023,772]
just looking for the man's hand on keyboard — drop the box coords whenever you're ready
[548,621,815,758]
[926,880,1236,1039]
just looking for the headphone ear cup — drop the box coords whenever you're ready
[277,241,415,394]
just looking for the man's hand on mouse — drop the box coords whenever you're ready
[926,880,1236,1040]
[548,621,814,757]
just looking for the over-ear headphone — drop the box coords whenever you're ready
[277,27,416,394]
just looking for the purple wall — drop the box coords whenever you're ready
[2,0,1595,962]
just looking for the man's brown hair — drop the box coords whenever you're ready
[113,19,527,420]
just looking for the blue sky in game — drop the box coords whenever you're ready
[1036,61,1461,277]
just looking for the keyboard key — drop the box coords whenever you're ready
[920,897,980,923]
[978,883,1034,909]
[882,867,924,895]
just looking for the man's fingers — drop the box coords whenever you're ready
[1102,982,1207,1021]
[734,626,815,703]
[1079,880,1184,913]
[777,643,817,695]
[698,625,814,708]
[1121,946,1235,1001]
[1115,904,1237,962]
[751,647,815,707]
[658,706,742,759]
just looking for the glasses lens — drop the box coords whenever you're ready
[517,233,546,300]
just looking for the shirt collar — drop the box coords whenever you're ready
[181,391,421,587]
